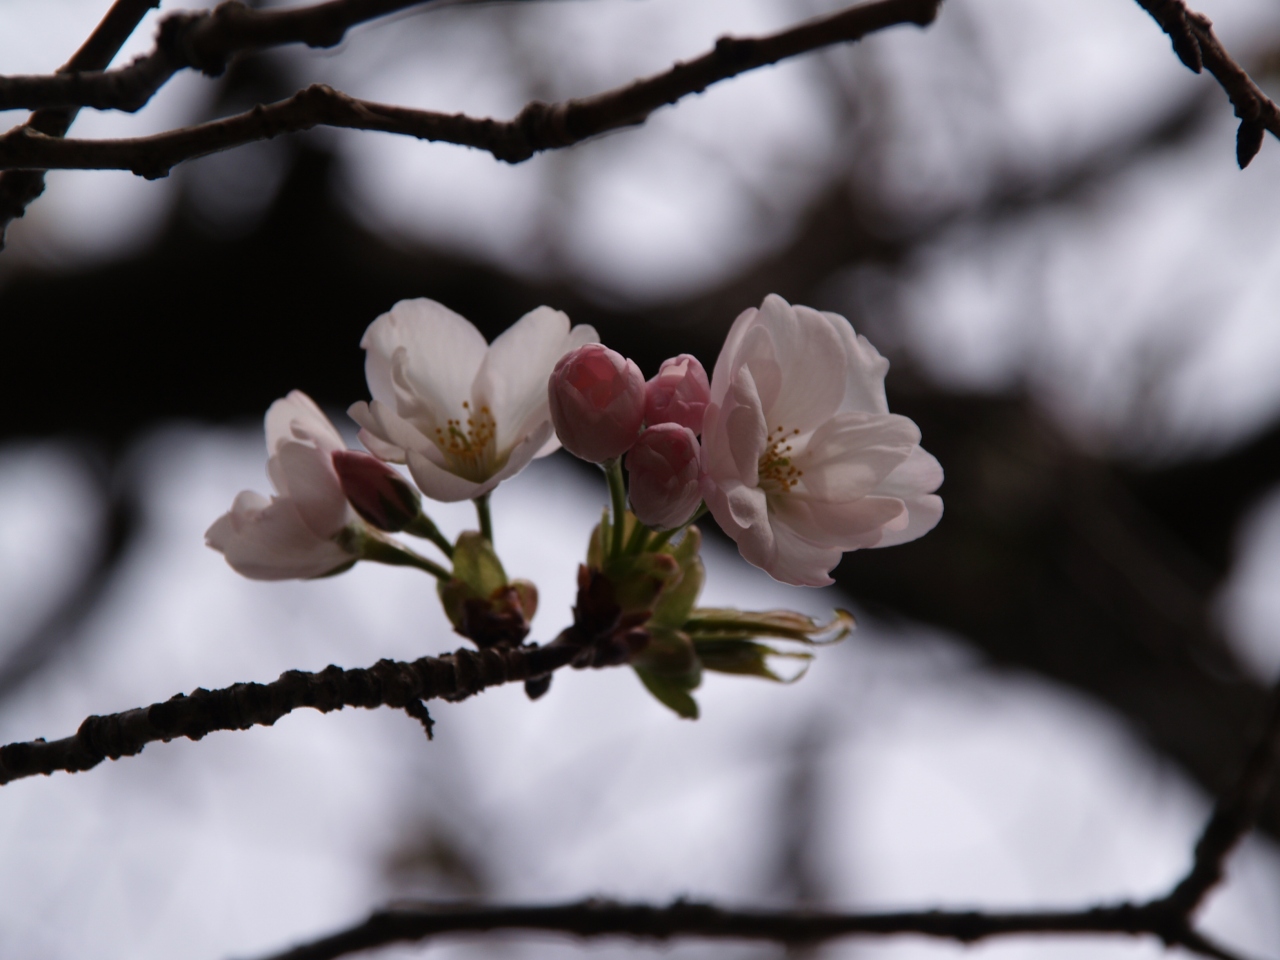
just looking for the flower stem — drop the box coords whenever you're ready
[474,493,494,545]
[647,503,706,553]
[604,458,627,559]
[623,517,651,556]
[405,513,454,559]
[359,534,451,580]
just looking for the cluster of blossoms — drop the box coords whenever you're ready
[206,295,942,715]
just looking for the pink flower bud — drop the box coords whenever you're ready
[626,424,703,529]
[548,343,646,463]
[332,450,421,532]
[645,354,710,434]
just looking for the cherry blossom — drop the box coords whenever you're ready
[350,298,598,501]
[206,391,359,580]
[700,295,943,587]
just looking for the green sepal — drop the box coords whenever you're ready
[635,669,700,719]
[633,627,702,719]
[649,527,704,628]
[683,607,854,644]
[450,531,508,597]
[438,531,511,633]
[693,639,813,682]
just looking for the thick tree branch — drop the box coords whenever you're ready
[0,0,158,245]
[1133,0,1280,166]
[0,639,577,785]
[250,899,1253,960]
[0,0,438,114]
[0,0,942,178]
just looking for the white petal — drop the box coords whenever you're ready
[526,323,601,459]
[797,412,919,502]
[710,305,758,408]
[362,299,487,416]
[273,441,350,538]
[407,449,490,502]
[763,302,846,430]
[488,421,555,482]
[875,494,944,547]
[822,312,890,415]
[722,367,769,483]
[206,492,353,581]
[265,390,345,457]
[474,306,571,449]
[356,399,435,462]
[706,479,773,572]
[874,445,944,499]
[772,493,906,549]
[764,521,842,587]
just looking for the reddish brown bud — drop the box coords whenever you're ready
[332,450,420,532]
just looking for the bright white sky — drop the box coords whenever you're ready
[3,2,1280,958]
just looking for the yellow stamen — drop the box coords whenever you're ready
[758,425,804,494]
[431,401,498,480]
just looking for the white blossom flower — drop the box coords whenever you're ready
[701,295,943,586]
[206,391,359,580]
[349,298,598,502]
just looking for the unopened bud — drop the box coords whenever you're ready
[645,354,710,434]
[332,450,420,532]
[626,424,703,529]
[549,343,646,463]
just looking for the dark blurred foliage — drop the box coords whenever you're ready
[3,21,1280,858]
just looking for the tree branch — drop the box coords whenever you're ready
[1158,675,1280,916]
[248,898,1255,960]
[0,0,160,246]
[0,639,578,785]
[0,0,440,114]
[253,645,1280,960]
[1133,0,1280,166]
[0,0,942,178]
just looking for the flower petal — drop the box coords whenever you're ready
[406,449,490,502]
[710,305,758,409]
[875,494,943,547]
[763,301,847,429]
[273,441,351,538]
[822,312,890,415]
[475,307,596,449]
[764,521,843,587]
[206,491,353,581]
[771,493,906,548]
[362,299,487,418]
[265,391,345,457]
[873,445,944,499]
[487,420,555,486]
[797,412,920,502]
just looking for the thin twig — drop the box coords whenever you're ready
[0,0,439,114]
[0,0,159,245]
[247,898,1255,960]
[0,639,576,785]
[0,0,942,178]
[1158,676,1280,916]
[1133,0,1280,167]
